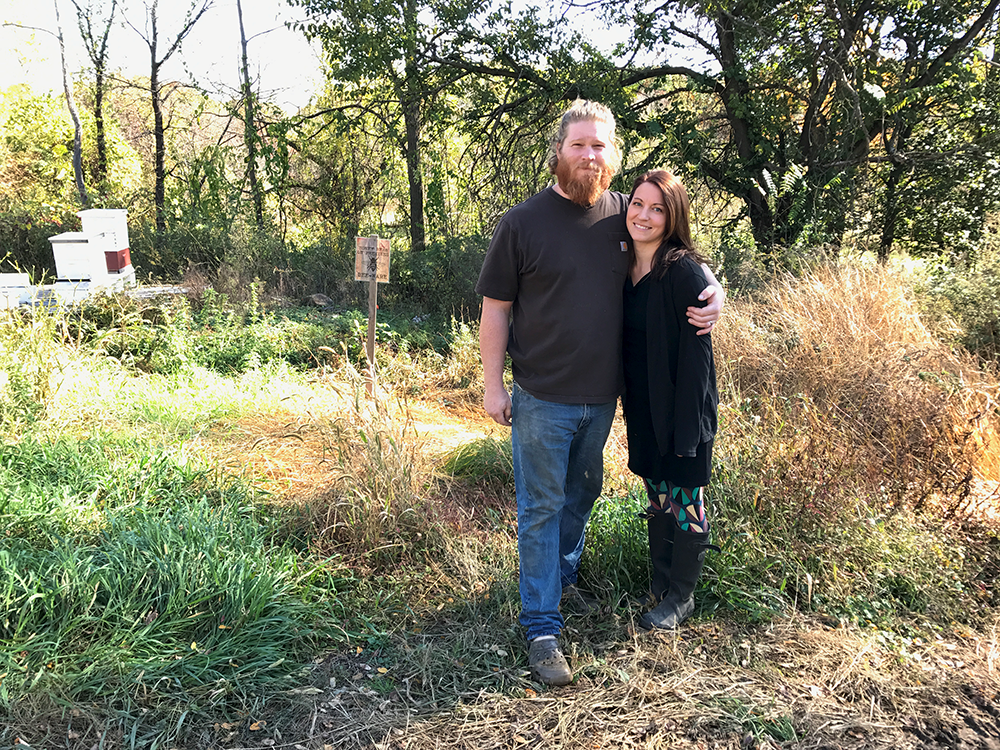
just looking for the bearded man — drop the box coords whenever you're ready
[476,100,724,686]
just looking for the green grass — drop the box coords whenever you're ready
[581,484,649,599]
[0,436,349,744]
[440,435,512,490]
[67,290,467,378]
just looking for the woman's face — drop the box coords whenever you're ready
[626,181,667,246]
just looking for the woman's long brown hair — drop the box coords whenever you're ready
[628,170,707,278]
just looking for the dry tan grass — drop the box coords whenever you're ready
[276,612,1000,750]
[713,264,1000,515]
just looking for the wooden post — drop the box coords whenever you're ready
[355,234,390,400]
[366,235,377,397]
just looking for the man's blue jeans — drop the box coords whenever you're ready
[511,382,617,641]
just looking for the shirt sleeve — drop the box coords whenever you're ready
[475,218,520,302]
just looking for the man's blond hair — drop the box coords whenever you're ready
[546,99,622,175]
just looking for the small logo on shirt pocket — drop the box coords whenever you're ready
[620,241,628,252]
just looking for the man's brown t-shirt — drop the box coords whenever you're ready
[476,187,630,404]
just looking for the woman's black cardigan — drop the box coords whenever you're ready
[632,254,718,458]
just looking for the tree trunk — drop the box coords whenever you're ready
[70,0,117,187]
[716,11,774,263]
[402,97,425,253]
[236,0,264,230]
[128,0,213,246]
[878,165,904,263]
[746,191,774,257]
[54,0,89,208]
[94,66,107,184]
[402,0,425,252]
[151,60,166,237]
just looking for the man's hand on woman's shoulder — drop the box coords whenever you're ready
[688,264,725,336]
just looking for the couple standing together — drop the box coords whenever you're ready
[476,100,722,686]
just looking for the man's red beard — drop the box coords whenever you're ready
[555,158,614,206]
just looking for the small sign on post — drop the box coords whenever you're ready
[354,236,391,397]
[354,236,391,284]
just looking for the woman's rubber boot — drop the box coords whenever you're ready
[639,512,675,606]
[639,529,711,630]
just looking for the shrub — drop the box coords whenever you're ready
[698,263,1000,623]
[0,207,73,280]
[913,231,1000,365]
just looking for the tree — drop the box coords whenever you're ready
[428,7,627,216]
[0,87,76,209]
[600,0,1000,264]
[235,0,264,230]
[291,0,624,251]
[290,0,491,252]
[875,23,1000,261]
[4,2,90,207]
[53,0,89,207]
[125,0,212,239]
[70,0,118,188]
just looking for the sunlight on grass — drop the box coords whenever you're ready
[46,355,330,441]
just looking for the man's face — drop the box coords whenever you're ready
[555,119,615,207]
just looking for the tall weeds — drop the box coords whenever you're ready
[698,264,1000,623]
[714,264,1000,515]
[298,365,446,568]
[0,306,65,428]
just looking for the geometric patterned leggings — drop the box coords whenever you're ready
[643,478,709,534]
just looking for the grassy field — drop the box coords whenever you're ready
[1,264,998,749]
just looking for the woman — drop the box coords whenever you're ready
[622,170,719,630]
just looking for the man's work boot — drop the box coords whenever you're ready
[639,529,713,630]
[528,635,572,686]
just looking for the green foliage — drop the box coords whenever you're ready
[581,486,649,597]
[0,209,72,279]
[65,289,466,378]
[608,0,1000,263]
[711,696,798,744]
[0,307,66,430]
[437,316,483,389]
[0,87,77,211]
[913,237,1000,363]
[384,235,489,317]
[0,436,343,741]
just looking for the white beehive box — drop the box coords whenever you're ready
[79,208,132,274]
[48,231,113,281]
[78,209,129,250]
[0,273,32,308]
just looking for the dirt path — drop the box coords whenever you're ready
[404,392,504,456]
